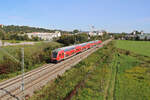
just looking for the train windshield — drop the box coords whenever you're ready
[52,51,58,58]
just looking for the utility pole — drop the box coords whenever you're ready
[21,48,25,100]
[0,47,25,100]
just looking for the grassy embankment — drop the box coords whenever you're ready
[0,42,62,82]
[30,42,116,100]
[30,40,150,100]
[70,40,150,100]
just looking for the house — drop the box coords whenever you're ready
[0,24,4,28]
[88,30,106,36]
[137,34,150,40]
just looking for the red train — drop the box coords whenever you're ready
[51,40,102,63]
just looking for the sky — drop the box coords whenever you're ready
[0,0,150,33]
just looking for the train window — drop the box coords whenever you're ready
[52,52,58,58]
[59,54,61,57]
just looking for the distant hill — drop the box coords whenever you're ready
[0,25,60,34]
[0,25,71,40]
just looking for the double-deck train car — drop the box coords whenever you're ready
[51,40,102,63]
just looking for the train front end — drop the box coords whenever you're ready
[51,50,58,63]
[51,49,65,63]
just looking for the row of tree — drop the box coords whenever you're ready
[112,32,150,41]
[56,33,110,46]
[0,25,71,41]
[57,33,88,46]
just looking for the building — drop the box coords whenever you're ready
[0,24,4,28]
[132,30,144,35]
[26,31,61,41]
[88,30,106,36]
[137,34,150,40]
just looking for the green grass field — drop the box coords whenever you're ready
[114,54,150,100]
[114,40,150,100]
[115,40,150,57]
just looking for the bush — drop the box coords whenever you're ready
[0,42,62,74]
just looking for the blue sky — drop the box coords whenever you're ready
[0,0,150,32]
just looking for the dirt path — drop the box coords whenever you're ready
[104,54,118,100]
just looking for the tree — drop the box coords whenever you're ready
[135,36,140,40]
[57,35,75,46]
[57,33,89,46]
[75,33,88,43]
[0,32,3,39]
[23,34,29,40]
[32,36,41,41]
[73,29,79,34]
[0,25,70,41]
[144,36,148,41]
[131,30,141,35]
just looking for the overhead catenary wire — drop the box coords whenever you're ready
[0,47,21,64]
[0,45,25,100]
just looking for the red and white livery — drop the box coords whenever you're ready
[51,40,102,63]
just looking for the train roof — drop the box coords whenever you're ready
[53,40,101,52]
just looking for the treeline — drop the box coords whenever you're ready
[7,34,42,41]
[0,25,70,40]
[57,33,88,46]
[57,33,110,46]
[112,32,150,41]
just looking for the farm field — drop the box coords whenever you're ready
[114,40,150,100]
[115,40,150,57]
[114,54,150,100]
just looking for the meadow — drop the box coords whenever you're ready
[72,40,150,100]
[114,40,150,100]
[114,54,150,100]
[115,40,150,57]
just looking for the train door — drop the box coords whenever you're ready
[58,53,62,61]
[58,52,64,61]
[62,52,64,59]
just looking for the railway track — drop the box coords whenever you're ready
[0,39,112,100]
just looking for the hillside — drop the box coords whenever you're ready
[0,25,70,40]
